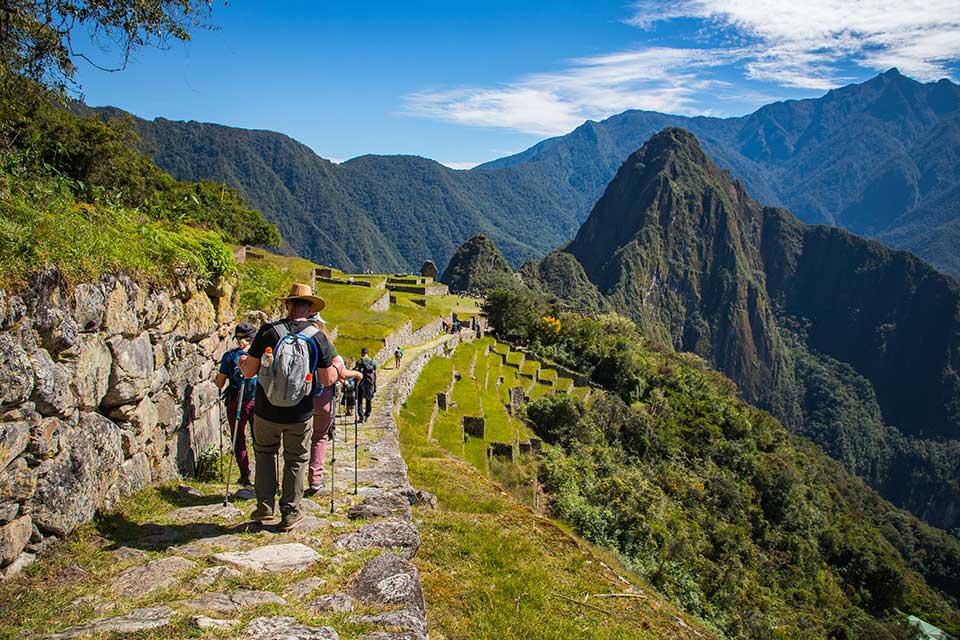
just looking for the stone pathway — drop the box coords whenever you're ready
[42,330,469,640]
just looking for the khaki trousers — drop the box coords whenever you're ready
[252,415,312,517]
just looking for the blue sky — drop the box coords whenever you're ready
[74,0,960,168]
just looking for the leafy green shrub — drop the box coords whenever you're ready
[237,260,296,314]
[523,393,584,446]
[0,185,235,288]
[194,445,226,482]
[489,284,960,637]
[0,75,280,255]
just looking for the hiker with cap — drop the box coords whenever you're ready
[307,313,362,493]
[239,283,338,530]
[214,322,258,486]
[355,347,377,423]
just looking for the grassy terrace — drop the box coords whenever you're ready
[429,338,592,483]
[397,352,708,639]
[519,359,541,377]
[537,368,558,383]
[242,251,479,360]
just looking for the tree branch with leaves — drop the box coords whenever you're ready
[0,0,218,89]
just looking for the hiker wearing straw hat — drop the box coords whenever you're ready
[239,283,338,531]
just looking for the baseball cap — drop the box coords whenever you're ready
[234,322,256,339]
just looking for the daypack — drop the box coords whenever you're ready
[357,358,377,388]
[257,324,319,407]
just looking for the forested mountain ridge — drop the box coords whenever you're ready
[100,113,581,273]
[93,70,960,278]
[527,128,960,532]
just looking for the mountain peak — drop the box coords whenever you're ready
[565,128,758,297]
[640,126,704,154]
[440,234,513,292]
[624,127,714,177]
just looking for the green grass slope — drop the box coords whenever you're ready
[397,353,714,639]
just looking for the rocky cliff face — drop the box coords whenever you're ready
[0,269,237,576]
[537,128,960,530]
[565,128,788,409]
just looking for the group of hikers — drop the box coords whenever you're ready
[441,318,462,334]
[214,283,380,531]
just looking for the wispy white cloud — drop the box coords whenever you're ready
[628,0,960,87]
[403,47,736,136]
[439,160,480,170]
[404,1,960,135]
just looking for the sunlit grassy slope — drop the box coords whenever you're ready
[397,352,712,639]
[423,337,597,485]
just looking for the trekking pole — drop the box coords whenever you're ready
[223,383,245,506]
[217,391,225,477]
[354,409,359,495]
[330,407,337,514]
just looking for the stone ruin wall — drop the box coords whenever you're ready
[0,269,238,578]
[372,317,446,367]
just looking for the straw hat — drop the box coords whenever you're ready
[279,283,326,313]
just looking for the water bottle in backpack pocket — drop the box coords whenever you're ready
[258,325,319,407]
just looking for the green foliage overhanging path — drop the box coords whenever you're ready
[0,315,468,639]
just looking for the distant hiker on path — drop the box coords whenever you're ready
[214,322,257,486]
[342,377,358,422]
[240,283,338,530]
[307,313,362,493]
[355,347,377,423]
[394,346,403,369]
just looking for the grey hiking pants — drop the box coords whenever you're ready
[253,416,312,517]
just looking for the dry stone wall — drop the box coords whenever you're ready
[373,317,445,367]
[368,291,391,313]
[0,269,237,577]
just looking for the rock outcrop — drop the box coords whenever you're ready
[0,269,237,576]
[440,234,514,293]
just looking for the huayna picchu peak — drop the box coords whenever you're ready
[533,127,960,532]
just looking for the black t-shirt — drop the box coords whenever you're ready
[248,319,336,423]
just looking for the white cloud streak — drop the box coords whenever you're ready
[439,161,480,170]
[403,47,735,136]
[628,0,960,87]
[403,1,960,135]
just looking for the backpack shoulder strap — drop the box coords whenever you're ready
[300,325,320,339]
[274,322,290,340]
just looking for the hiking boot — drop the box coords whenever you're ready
[239,474,252,487]
[250,506,276,522]
[307,480,325,493]
[279,512,304,531]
